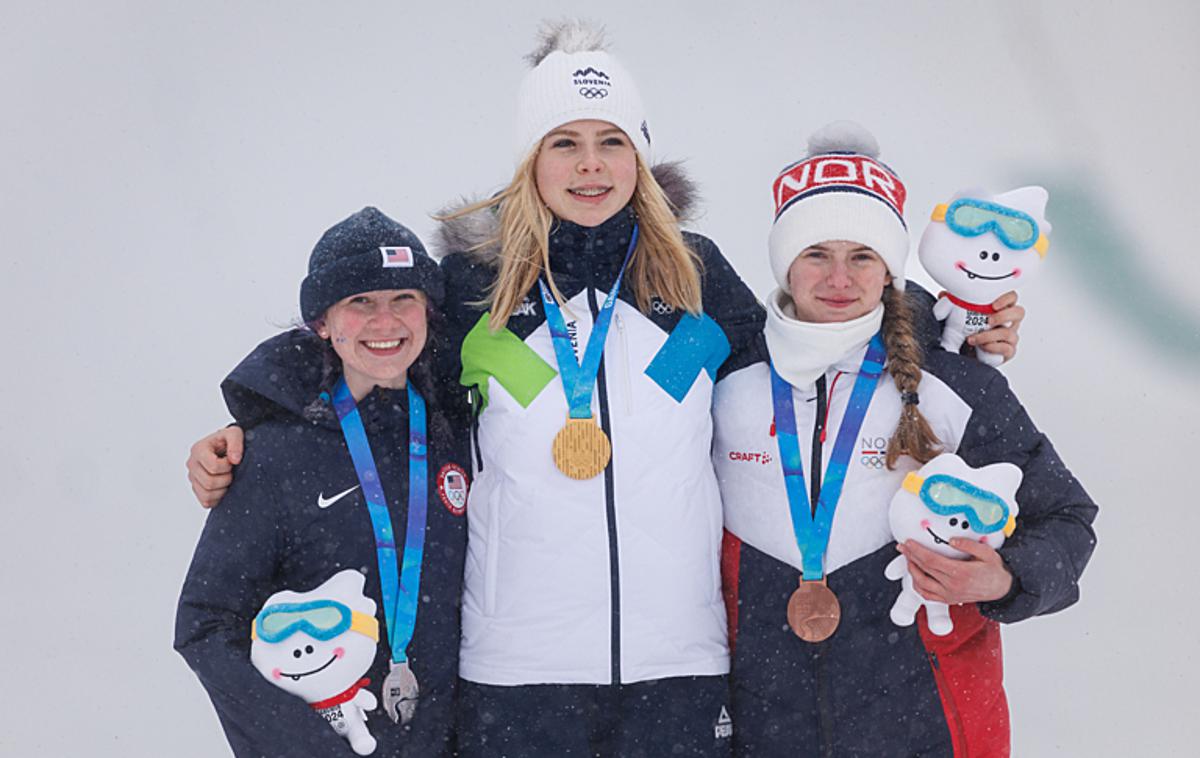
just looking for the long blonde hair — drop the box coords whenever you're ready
[442,146,702,331]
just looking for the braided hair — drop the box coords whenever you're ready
[881,286,942,468]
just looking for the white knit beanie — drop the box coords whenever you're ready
[767,121,909,291]
[516,20,651,159]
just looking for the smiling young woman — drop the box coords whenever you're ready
[713,123,1097,756]
[432,21,763,758]
[175,208,468,757]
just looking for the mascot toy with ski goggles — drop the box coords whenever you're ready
[250,570,381,755]
[885,454,1021,635]
[918,186,1051,366]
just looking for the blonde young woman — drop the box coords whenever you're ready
[431,24,762,757]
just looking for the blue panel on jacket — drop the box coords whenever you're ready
[645,313,731,402]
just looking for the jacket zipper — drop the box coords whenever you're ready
[468,387,483,473]
[928,650,968,751]
[584,232,622,686]
[809,374,835,754]
[810,374,827,516]
[615,314,633,415]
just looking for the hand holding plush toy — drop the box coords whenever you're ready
[250,570,381,755]
[918,187,1050,366]
[885,454,1021,635]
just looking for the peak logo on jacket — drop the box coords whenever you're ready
[511,297,537,318]
[437,464,469,516]
[714,705,733,739]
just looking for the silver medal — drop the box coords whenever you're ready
[381,660,419,725]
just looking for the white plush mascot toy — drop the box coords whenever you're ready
[250,570,381,755]
[885,454,1021,636]
[918,186,1051,366]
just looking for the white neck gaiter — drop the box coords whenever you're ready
[763,288,884,389]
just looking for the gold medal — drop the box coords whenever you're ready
[786,577,841,642]
[552,416,612,480]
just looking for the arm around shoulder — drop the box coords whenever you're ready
[685,232,766,379]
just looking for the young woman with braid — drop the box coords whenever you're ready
[712,123,1097,756]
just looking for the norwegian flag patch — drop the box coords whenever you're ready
[380,246,413,268]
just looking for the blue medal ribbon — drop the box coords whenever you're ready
[538,225,639,419]
[770,333,886,580]
[330,378,428,665]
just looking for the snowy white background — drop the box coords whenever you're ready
[3,1,1197,755]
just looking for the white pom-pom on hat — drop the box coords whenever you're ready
[806,120,881,159]
[525,19,609,66]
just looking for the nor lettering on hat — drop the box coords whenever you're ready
[773,155,907,221]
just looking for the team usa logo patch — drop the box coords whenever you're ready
[437,463,469,516]
[380,246,413,268]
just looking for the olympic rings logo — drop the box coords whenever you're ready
[860,455,886,469]
[578,87,609,99]
[651,298,675,315]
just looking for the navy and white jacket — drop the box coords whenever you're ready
[435,173,764,686]
[175,330,469,757]
[713,296,1098,756]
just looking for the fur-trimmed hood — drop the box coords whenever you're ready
[431,161,699,264]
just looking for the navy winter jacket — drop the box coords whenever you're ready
[175,329,469,757]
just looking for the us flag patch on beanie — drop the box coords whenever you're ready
[380,246,413,268]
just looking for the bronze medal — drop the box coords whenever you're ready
[552,416,612,480]
[786,577,841,642]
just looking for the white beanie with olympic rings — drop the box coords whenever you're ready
[516,21,652,160]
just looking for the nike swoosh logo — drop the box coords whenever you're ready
[317,485,360,509]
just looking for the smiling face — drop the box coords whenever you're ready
[787,240,892,323]
[251,628,376,702]
[250,570,378,704]
[888,455,1021,559]
[889,489,990,560]
[534,119,638,227]
[918,223,1045,303]
[317,289,428,400]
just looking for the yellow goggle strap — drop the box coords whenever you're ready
[902,471,923,494]
[1003,514,1017,538]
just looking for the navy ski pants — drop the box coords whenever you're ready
[457,674,733,757]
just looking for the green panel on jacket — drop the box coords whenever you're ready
[460,312,557,410]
